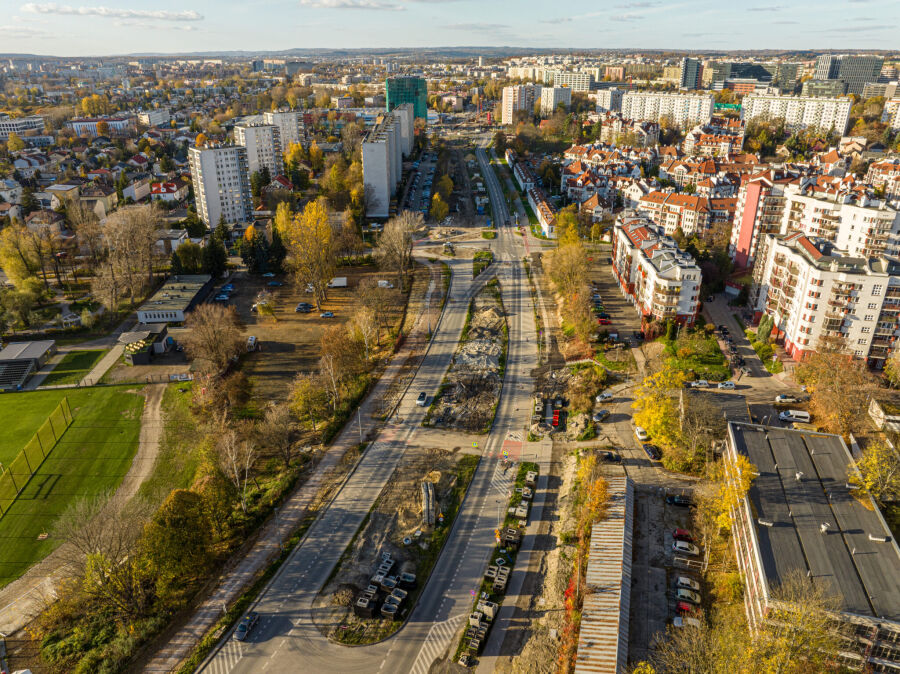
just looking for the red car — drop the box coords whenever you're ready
[676,601,698,616]
[598,318,611,325]
[673,528,694,543]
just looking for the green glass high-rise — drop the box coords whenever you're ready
[386,76,427,121]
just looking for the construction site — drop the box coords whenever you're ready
[312,448,479,645]
[424,282,507,433]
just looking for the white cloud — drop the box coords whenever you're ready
[299,0,405,9]
[0,23,53,36]
[21,3,203,21]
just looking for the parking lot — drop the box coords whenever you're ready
[589,254,644,343]
[403,153,437,215]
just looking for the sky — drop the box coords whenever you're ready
[0,0,898,57]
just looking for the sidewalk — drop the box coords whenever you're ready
[78,344,123,386]
[142,258,455,672]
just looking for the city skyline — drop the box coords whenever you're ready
[0,0,898,57]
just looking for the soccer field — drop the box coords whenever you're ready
[0,386,145,588]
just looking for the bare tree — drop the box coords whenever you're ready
[796,351,874,436]
[103,204,162,306]
[68,199,104,268]
[350,304,378,362]
[375,210,421,289]
[356,278,396,342]
[182,304,245,373]
[217,429,257,512]
[257,403,294,468]
[51,490,153,618]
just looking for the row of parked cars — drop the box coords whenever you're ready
[671,528,703,628]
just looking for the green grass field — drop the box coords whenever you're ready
[40,349,108,387]
[0,386,145,588]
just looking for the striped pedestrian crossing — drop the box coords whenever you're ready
[409,613,467,674]
[204,638,242,674]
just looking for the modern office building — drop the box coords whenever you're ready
[263,109,306,150]
[679,57,701,90]
[385,76,427,120]
[814,54,884,96]
[540,86,572,115]
[741,94,852,133]
[611,212,702,326]
[361,104,414,218]
[501,84,541,125]
[234,123,283,176]
[188,145,253,226]
[726,421,900,673]
[801,79,848,98]
[620,91,714,128]
[0,113,45,140]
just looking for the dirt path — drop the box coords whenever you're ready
[0,383,165,635]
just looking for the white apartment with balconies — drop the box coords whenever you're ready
[741,94,852,133]
[612,213,702,327]
[188,145,253,227]
[752,232,900,367]
[234,123,283,177]
[619,91,714,128]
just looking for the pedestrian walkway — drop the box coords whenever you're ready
[409,613,467,674]
[77,344,123,386]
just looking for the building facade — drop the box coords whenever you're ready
[540,86,572,116]
[188,145,253,226]
[619,91,714,128]
[741,94,852,134]
[0,113,44,140]
[137,109,171,127]
[501,84,541,125]
[594,87,624,114]
[234,123,283,177]
[612,213,702,327]
[385,76,427,120]
[679,57,701,90]
[361,104,414,218]
[263,109,306,149]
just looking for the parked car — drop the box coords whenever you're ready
[214,294,230,302]
[267,281,284,287]
[634,426,650,442]
[598,318,611,325]
[320,311,335,318]
[692,380,709,388]
[295,302,312,313]
[676,588,701,604]
[222,283,235,292]
[774,394,801,405]
[596,391,613,402]
[676,601,698,616]
[234,612,259,641]
[598,312,611,319]
[592,410,610,423]
[673,615,702,628]
[673,528,694,542]
[718,325,728,333]
[717,381,735,390]
[672,540,700,556]
[599,451,621,463]
[262,272,276,278]
[779,410,810,423]
[676,576,701,591]
[642,443,661,460]
[666,494,693,508]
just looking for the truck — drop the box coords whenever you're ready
[327,277,348,288]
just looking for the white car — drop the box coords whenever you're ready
[634,426,650,442]
[673,616,702,628]
[596,392,613,402]
[774,394,801,405]
[676,576,700,591]
[717,381,735,390]
[672,540,700,556]
[676,588,701,604]
[693,380,709,388]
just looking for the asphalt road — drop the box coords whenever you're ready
[198,144,542,674]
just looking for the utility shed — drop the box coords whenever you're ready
[574,476,634,674]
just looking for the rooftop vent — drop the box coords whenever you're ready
[758,518,775,527]
[820,522,831,534]
[795,471,804,481]
[869,534,889,543]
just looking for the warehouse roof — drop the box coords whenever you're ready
[137,275,211,314]
[0,340,55,362]
[729,422,900,621]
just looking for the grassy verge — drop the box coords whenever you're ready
[39,349,108,387]
[452,461,539,664]
[481,230,496,239]
[473,250,493,278]
[594,346,635,372]
[523,258,544,363]
[659,328,730,381]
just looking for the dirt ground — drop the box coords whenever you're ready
[104,349,191,384]
[313,447,464,641]
[233,266,407,402]
[426,285,505,433]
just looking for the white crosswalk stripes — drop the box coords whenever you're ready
[409,613,467,674]
[204,638,242,674]
[489,461,513,498]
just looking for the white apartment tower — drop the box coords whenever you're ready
[234,123,283,177]
[362,104,414,218]
[263,109,306,150]
[540,87,572,116]
[502,85,541,125]
[619,92,714,128]
[188,145,253,227]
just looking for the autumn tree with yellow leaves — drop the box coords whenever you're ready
[631,362,687,449]
[275,198,336,310]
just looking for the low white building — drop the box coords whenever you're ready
[137,109,171,127]
[540,86,572,116]
[752,232,900,367]
[611,212,702,326]
[0,113,45,140]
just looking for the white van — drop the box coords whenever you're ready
[247,336,258,352]
[779,410,810,423]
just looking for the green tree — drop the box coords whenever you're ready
[202,236,228,278]
[170,249,184,275]
[851,439,900,504]
[175,241,203,273]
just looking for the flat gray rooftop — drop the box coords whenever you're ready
[0,340,55,362]
[138,274,211,314]
[730,422,900,621]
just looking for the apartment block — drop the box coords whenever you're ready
[501,85,541,125]
[0,113,45,140]
[263,109,306,150]
[594,87,624,114]
[385,76,427,120]
[726,422,900,671]
[234,123,283,177]
[882,98,900,131]
[619,91,714,128]
[188,145,253,227]
[361,104,414,218]
[752,232,900,366]
[548,70,593,92]
[611,213,702,327]
[867,159,900,200]
[65,116,136,137]
[137,108,171,127]
[730,171,797,269]
[638,191,711,236]
[741,94,852,134]
[679,57,701,90]
[540,86,572,116]
[682,117,745,157]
